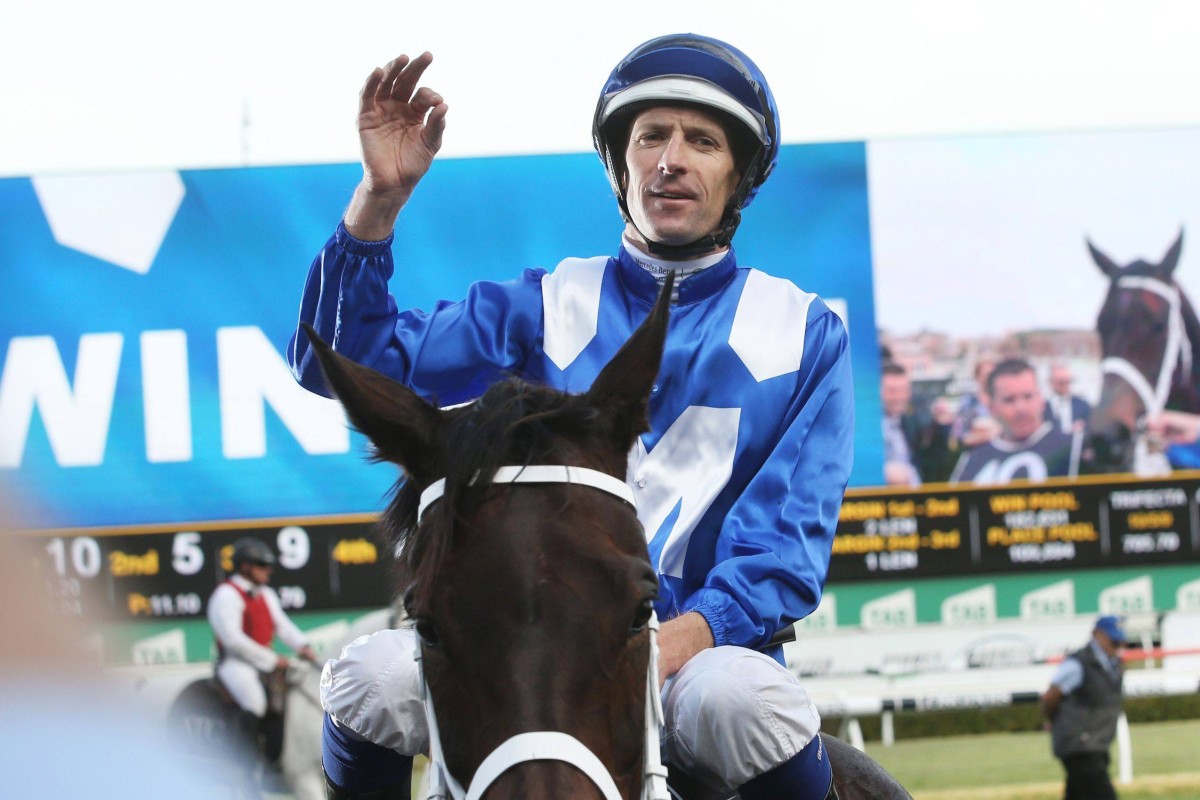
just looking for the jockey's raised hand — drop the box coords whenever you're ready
[345,52,448,241]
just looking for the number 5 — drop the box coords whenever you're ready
[172,532,204,576]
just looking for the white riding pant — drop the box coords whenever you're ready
[217,657,268,718]
[320,629,821,790]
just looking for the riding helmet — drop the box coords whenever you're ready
[592,33,780,254]
[231,538,276,569]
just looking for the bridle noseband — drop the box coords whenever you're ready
[1100,275,1193,421]
[416,464,670,800]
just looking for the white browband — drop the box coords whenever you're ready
[415,463,667,800]
[418,465,637,522]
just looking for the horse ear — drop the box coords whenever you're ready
[300,324,444,480]
[1160,228,1184,276]
[1086,238,1120,278]
[585,273,673,448]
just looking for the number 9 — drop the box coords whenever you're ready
[276,526,310,570]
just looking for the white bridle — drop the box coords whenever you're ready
[1100,275,1193,420]
[415,464,671,800]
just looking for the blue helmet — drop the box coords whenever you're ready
[593,34,780,251]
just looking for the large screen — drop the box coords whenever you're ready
[5,128,1200,635]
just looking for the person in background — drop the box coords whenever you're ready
[1147,409,1200,468]
[1044,362,1092,434]
[1040,615,1127,800]
[950,358,999,450]
[208,538,317,776]
[881,362,920,486]
[922,395,958,482]
[0,504,231,799]
[880,362,952,485]
[951,357,1082,484]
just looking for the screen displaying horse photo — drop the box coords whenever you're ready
[827,127,1200,611]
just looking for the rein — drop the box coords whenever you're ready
[415,464,670,800]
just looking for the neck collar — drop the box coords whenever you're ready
[994,421,1054,450]
[617,241,736,305]
[230,573,258,593]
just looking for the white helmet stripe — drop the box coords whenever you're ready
[599,76,769,144]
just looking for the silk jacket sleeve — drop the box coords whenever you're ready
[288,222,546,404]
[682,305,854,649]
[261,586,310,653]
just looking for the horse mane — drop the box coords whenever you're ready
[380,376,604,598]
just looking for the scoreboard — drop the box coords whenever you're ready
[28,471,1200,622]
[831,472,1200,581]
[35,517,393,622]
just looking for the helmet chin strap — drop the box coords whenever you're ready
[642,207,740,259]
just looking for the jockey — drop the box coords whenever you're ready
[207,538,318,767]
[291,34,852,800]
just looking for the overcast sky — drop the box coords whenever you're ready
[3,0,1199,177]
[870,128,1200,337]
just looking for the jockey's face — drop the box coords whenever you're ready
[622,105,739,256]
[245,561,273,586]
[989,369,1045,442]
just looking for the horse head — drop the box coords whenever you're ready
[1084,230,1199,472]
[302,276,673,800]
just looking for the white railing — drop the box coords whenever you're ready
[785,611,1200,785]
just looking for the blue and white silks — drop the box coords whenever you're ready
[289,222,854,654]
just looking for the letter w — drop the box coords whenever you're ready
[0,334,122,467]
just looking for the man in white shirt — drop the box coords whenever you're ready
[207,538,317,770]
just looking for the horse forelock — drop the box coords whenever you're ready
[388,377,612,602]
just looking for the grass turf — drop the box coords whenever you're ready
[862,719,1200,799]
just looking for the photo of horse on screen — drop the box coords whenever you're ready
[1085,231,1200,473]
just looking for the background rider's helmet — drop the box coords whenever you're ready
[231,538,276,570]
[592,33,780,255]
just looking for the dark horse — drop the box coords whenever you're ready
[304,278,910,800]
[1085,230,1200,473]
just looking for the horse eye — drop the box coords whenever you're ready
[630,600,654,634]
[415,618,441,647]
[402,584,417,618]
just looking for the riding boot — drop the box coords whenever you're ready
[737,735,835,800]
[235,709,263,755]
[261,710,285,764]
